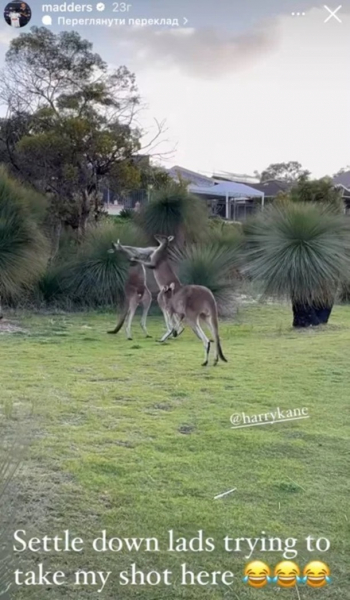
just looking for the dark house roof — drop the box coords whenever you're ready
[168,165,214,187]
[247,179,292,197]
[333,171,350,190]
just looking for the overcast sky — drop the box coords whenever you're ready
[0,1,349,177]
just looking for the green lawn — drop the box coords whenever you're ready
[1,304,349,599]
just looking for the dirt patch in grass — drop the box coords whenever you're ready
[0,319,27,334]
[178,424,196,435]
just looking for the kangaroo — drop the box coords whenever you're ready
[159,282,228,366]
[107,242,154,340]
[118,235,184,341]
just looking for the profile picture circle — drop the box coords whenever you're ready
[4,2,32,28]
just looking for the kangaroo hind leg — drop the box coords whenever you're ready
[189,317,211,366]
[125,294,139,340]
[140,288,152,338]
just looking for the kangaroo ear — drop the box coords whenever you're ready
[168,235,174,242]
[170,282,175,291]
[155,234,167,243]
[162,285,169,292]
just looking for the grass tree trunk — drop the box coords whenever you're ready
[314,303,333,324]
[292,301,334,327]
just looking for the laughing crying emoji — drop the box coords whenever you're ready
[243,561,271,588]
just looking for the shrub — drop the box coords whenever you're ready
[118,208,134,220]
[0,168,49,309]
[206,218,243,249]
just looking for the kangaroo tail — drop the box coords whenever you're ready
[107,306,128,335]
[217,338,228,362]
[210,299,228,363]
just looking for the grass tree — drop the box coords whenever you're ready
[61,220,148,307]
[136,182,208,245]
[0,169,49,316]
[172,240,240,315]
[243,202,350,327]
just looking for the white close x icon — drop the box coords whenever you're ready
[324,5,342,23]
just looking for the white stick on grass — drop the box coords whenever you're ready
[214,488,236,500]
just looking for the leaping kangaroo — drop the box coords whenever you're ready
[107,242,155,340]
[160,282,228,366]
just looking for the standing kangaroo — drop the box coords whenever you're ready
[107,242,155,340]
[118,235,184,341]
[160,282,228,366]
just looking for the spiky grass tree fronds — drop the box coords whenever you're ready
[0,171,49,307]
[339,280,350,303]
[64,220,147,307]
[136,182,209,245]
[36,262,70,306]
[172,242,240,313]
[35,229,80,306]
[243,202,350,325]
[107,219,150,247]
